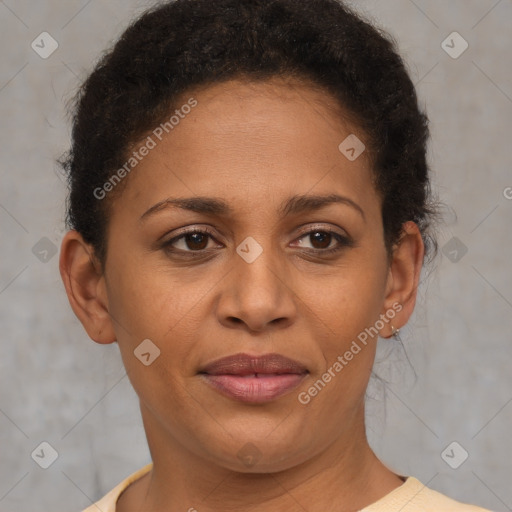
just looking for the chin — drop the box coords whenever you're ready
[198,426,315,474]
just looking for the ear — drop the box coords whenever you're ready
[59,230,116,344]
[380,221,425,338]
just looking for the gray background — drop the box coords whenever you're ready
[0,0,511,511]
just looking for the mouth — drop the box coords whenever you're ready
[198,352,309,403]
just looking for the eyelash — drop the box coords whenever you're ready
[161,225,353,257]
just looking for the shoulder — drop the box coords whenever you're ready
[361,476,495,512]
[81,463,153,512]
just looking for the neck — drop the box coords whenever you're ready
[117,404,403,512]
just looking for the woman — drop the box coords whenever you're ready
[58,0,493,510]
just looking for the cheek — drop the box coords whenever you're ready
[106,255,182,334]
[105,255,213,383]
[308,262,387,336]
[106,231,388,350]
[105,263,196,408]
[297,275,384,418]
[302,256,388,386]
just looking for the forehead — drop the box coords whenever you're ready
[181,76,359,151]
[115,77,379,220]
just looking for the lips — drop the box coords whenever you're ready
[200,352,308,376]
[199,353,308,403]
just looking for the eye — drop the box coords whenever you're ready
[163,227,220,253]
[292,227,353,254]
[161,225,353,256]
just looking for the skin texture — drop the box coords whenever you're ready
[60,77,424,512]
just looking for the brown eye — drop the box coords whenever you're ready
[181,232,210,251]
[308,231,333,250]
[162,226,353,257]
[163,228,220,253]
[294,229,353,253]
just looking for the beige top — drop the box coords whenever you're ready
[82,463,494,511]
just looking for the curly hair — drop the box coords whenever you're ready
[60,0,438,268]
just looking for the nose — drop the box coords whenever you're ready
[215,239,298,333]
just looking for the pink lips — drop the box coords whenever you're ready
[199,353,308,403]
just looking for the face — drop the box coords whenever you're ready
[62,77,421,473]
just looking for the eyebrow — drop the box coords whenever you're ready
[139,193,365,222]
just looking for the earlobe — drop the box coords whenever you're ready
[380,221,425,339]
[59,230,117,344]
